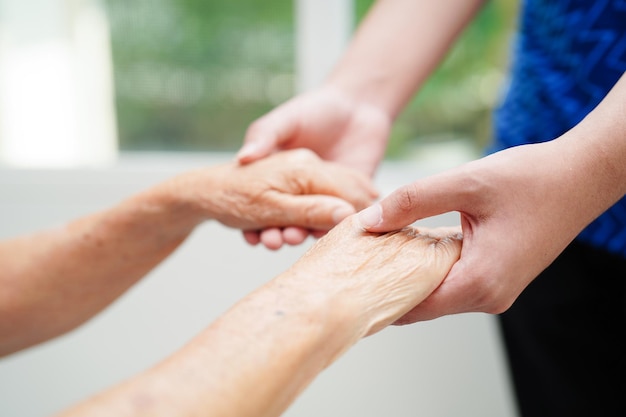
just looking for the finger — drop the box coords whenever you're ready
[357,171,465,232]
[327,170,379,209]
[243,230,261,245]
[392,260,468,324]
[260,228,285,250]
[282,227,309,245]
[391,229,465,325]
[237,108,299,164]
[268,194,357,230]
[300,164,378,210]
[311,230,327,239]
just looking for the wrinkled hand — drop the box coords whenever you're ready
[282,216,462,336]
[357,141,605,324]
[170,149,377,247]
[237,86,391,177]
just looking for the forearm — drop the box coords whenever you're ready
[53,219,463,417]
[327,0,485,119]
[0,178,207,356]
[0,151,377,356]
[54,220,462,417]
[552,72,626,224]
[56,274,363,417]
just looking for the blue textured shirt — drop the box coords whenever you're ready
[491,0,626,258]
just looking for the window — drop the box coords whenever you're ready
[104,0,297,152]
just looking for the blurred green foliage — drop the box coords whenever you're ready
[103,0,517,157]
[103,0,295,151]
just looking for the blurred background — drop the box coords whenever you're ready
[106,0,518,156]
[0,0,518,167]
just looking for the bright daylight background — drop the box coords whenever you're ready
[0,1,521,417]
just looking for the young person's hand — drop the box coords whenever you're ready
[358,128,626,324]
[237,87,391,177]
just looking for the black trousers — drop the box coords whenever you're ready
[498,240,626,417]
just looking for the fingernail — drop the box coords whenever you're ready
[357,204,382,230]
[332,206,355,223]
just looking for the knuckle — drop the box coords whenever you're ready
[392,184,419,215]
[302,204,321,226]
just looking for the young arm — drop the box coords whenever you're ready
[0,150,376,356]
[325,0,486,121]
[237,0,486,174]
[56,217,462,417]
[236,0,484,248]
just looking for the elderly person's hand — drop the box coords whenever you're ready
[280,216,463,337]
[166,149,378,249]
[57,216,462,417]
[235,88,389,249]
[0,149,376,356]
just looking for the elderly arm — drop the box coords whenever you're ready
[0,150,376,356]
[56,218,462,417]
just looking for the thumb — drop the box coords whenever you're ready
[356,173,463,232]
[270,194,356,230]
[236,111,298,164]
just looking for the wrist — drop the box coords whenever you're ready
[323,75,401,122]
[273,268,371,343]
[268,263,370,338]
[128,172,218,238]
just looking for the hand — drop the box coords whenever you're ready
[170,149,377,247]
[235,87,390,249]
[237,86,391,177]
[53,217,461,417]
[282,215,462,336]
[357,140,608,323]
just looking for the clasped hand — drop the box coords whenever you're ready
[162,148,378,248]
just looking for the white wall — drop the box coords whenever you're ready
[0,153,518,417]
